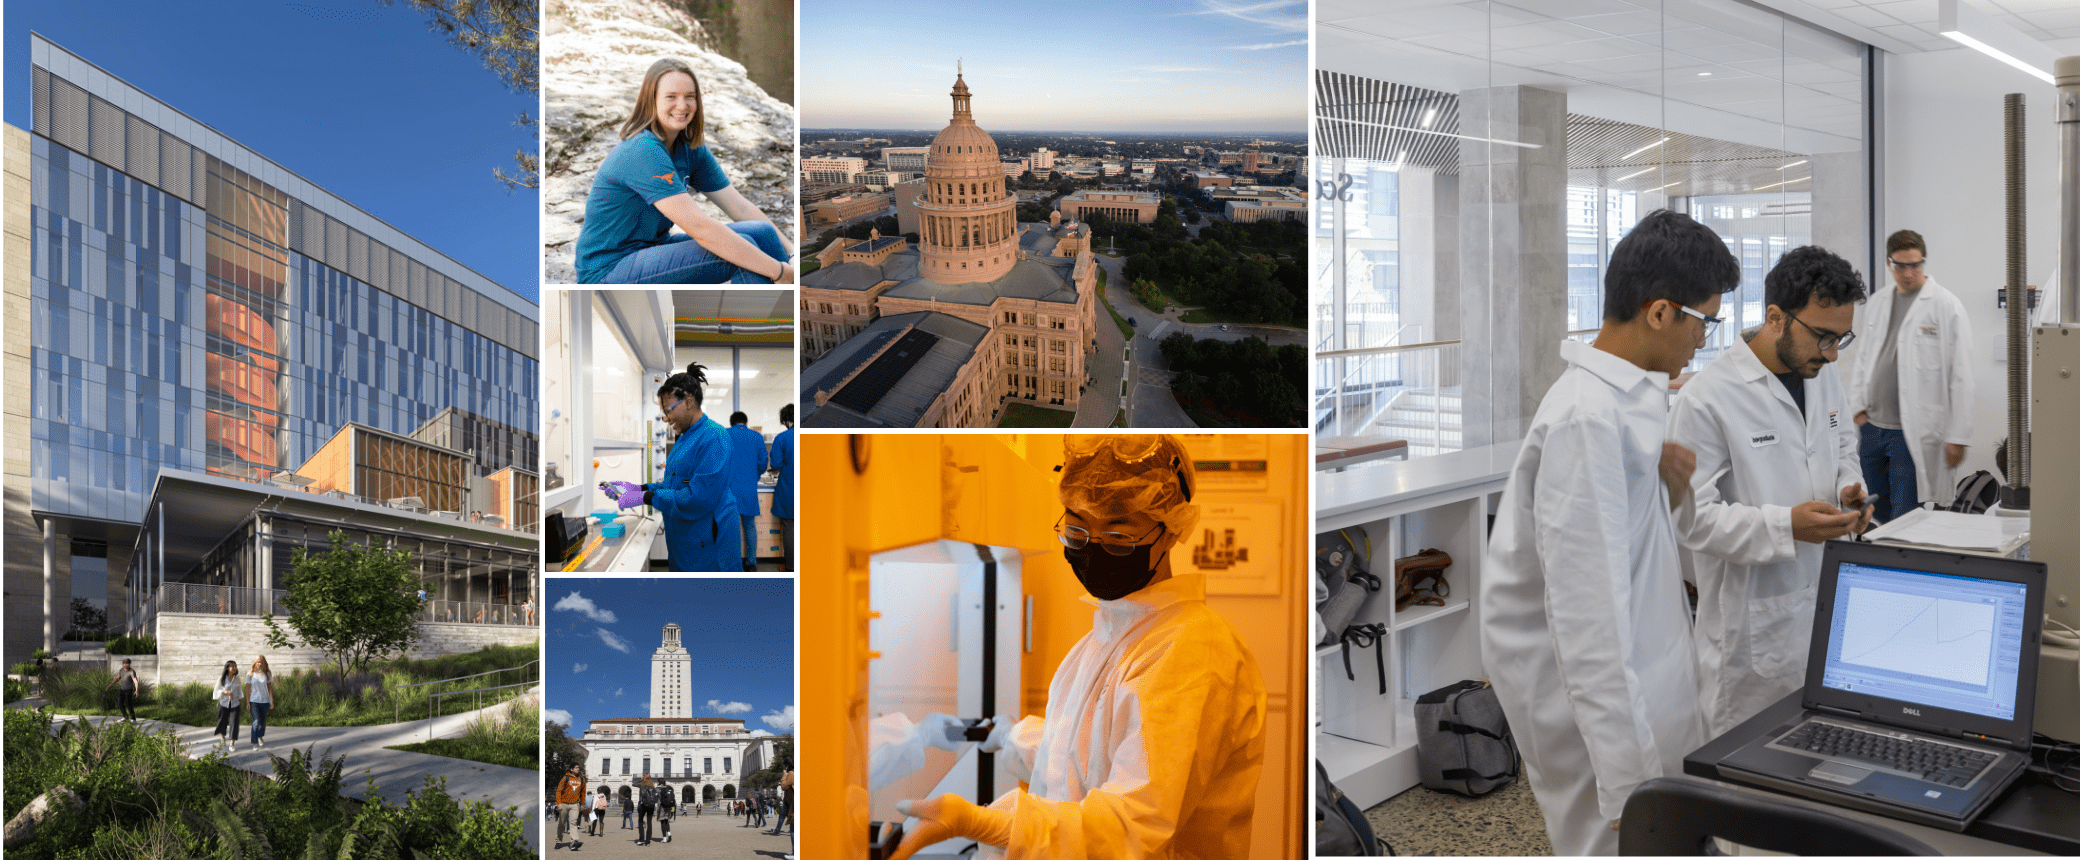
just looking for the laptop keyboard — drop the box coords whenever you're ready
[1778,721,1998,787]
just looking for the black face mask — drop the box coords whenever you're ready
[1063,528,1166,601]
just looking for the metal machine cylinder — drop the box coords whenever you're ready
[2004,94,2030,506]
[2062,56,2080,325]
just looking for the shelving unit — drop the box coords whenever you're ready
[1314,442,1520,810]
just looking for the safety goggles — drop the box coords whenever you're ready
[1054,513,1167,556]
[1671,302,1722,343]
[1784,310,1855,351]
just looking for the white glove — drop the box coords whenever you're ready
[978,714,1018,754]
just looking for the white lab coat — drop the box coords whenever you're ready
[1669,343,1863,738]
[989,573,1266,859]
[1842,277,1976,504]
[1481,339,1707,856]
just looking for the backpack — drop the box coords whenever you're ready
[639,785,657,806]
[1414,679,1520,797]
[1316,529,1380,645]
[1315,759,1391,856]
[1945,469,2002,514]
[660,790,675,811]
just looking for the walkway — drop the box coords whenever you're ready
[14,686,543,851]
[549,807,794,859]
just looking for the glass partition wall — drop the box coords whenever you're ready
[1314,0,1866,457]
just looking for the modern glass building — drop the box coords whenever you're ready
[5,34,540,666]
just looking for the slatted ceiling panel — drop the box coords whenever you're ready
[32,67,50,138]
[1566,115,1810,197]
[125,115,159,186]
[89,95,123,167]
[1314,71,1462,171]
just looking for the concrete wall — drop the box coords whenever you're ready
[5,123,45,668]
[153,614,538,685]
[1459,85,1568,449]
[1877,37,2080,483]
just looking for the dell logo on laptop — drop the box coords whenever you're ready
[1903,707,1921,716]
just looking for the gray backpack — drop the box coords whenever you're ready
[1315,760,1391,856]
[1414,679,1520,797]
[1315,529,1380,645]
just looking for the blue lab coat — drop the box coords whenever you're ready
[769,427,795,520]
[644,414,739,571]
[725,423,767,517]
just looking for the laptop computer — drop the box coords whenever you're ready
[1715,540,2046,831]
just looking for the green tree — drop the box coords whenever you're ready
[546,719,589,798]
[69,597,107,638]
[383,0,539,192]
[1184,208,1201,225]
[262,531,423,680]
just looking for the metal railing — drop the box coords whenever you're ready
[420,599,538,627]
[394,659,539,734]
[154,583,290,618]
[1314,341,1463,456]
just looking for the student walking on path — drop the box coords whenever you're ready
[590,787,609,837]
[554,766,587,849]
[622,794,634,830]
[212,660,244,749]
[105,658,140,722]
[244,655,275,748]
[656,784,675,843]
[635,776,658,845]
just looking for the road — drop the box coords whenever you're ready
[1092,252,1304,428]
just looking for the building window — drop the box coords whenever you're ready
[643,758,651,774]
[602,757,611,775]
[622,758,630,775]
[704,758,713,774]
[685,757,692,775]
[724,757,732,773]
[664,759,673,777]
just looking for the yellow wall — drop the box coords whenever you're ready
[801,433,1306,859]
[295,426,357,494]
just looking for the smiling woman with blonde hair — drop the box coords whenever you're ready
[574,57,793,284]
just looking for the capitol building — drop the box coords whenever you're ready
[800,68,1100,428]
[577,624,788,805]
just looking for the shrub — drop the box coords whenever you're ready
[4,678,29,703]
[106,635,156,655]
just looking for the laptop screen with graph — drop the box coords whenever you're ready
[1817,561,2031,722]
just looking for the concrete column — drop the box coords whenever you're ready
[256,516,272,594]
[1810,151,1867,274]
[42,517,55,654]
[1459,84,1569,449]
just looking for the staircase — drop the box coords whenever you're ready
[1372,386,1462,458]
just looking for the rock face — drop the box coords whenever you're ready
[542,0,796,283]
[3,786,82,849]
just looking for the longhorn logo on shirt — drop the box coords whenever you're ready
[651,172,676,184]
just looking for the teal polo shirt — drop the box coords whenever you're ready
[575,129,731,284]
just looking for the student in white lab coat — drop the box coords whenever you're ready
[1481,209,1732,856]
[1842,230,1975,522]
[1669,245,1874,738]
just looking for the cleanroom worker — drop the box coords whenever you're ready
[1480,209,1730,855]
[769,404,795,572]
[1669,245,1872,738]
[1842,229,1975,522]
[601,362,740,570]
[726,411,768,571]
[890,434,1267,860]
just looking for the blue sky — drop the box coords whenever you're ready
[5,0,539,303]
[543,578,795,738]
[801,0,1307,133]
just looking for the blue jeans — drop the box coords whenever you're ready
[778,517,793,571]
[249,701,271,743]
[1859,423,1919,523]
[598,221,790,284]
[739,514,759,569]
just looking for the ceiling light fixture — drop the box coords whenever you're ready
[1318,116,1542,149]
[1420,108,1437,129]
[1617,166,1658,181]
[1753,176,1810,191]
[1655,181,1681,191]
[1938,0,2055,85]
[1698,72,1712,77]
[1779,160,1808,169]
[1623,137,1671,160]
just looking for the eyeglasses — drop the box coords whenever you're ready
[1055,513,1166,556]
[1670,302,1723,343]
[1784,310,1855,351]
[1886,257,1926,271]
[659,396,686,419]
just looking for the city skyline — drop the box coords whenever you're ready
[4,1,540,300]
[543,579,795,739]
[801,0,1308,133]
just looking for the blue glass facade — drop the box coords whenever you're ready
[26,51,538,528]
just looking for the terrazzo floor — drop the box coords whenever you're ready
[1363,777,1554,856]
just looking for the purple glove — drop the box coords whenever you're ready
[616,487,648,510]
[603,480,642,501]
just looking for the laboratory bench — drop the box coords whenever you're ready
[554,484,785,572]
[1683,690,2080,854]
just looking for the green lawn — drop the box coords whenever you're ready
[800,259,821,276]
[999,403,1078,428]
[386,700,538,770]
[1096,290,1134,339]
[1113,409,1126,428]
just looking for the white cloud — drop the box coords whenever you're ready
[572,663,589,674]
[1191,0,1306,32]
[708,700,753,715]
[554,592,618,623]
[597,628,632,653]
[543,708,574,727]
[1229,39,1307,50]
[641,701,652,716]
[614,687,624,697]
[1141,65,1214,72]
[760,705,797,731]
[749,729,774,737]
